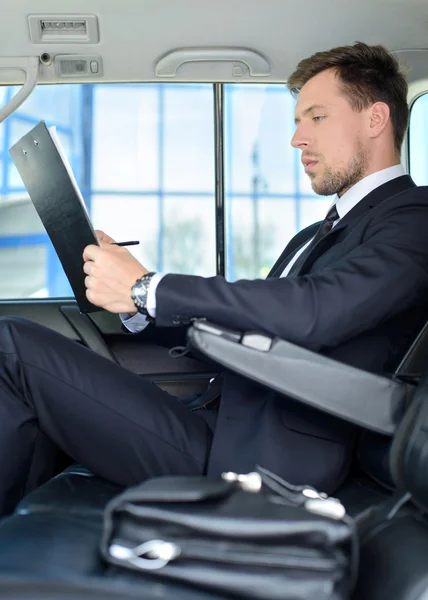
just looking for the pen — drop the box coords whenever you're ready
[111,241,140,247]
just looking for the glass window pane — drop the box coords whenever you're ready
[163,86,215,193]
[0,245,47,298]
[16,84,82,128]
[299,198,332,230]
[162,196,215,276]
[228,196,297,280]
[92,86,160,192]
[409,94,428,186]
[91,194,160,268]
[0,83,215,299]
[225,84,332,281]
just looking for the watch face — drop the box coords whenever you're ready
[131,276,152,311]
[136,279,150,296]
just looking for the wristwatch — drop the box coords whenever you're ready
[131,272,156,316]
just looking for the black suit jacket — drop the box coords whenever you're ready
[155,175,428,492]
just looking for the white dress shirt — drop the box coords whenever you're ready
[122,164,406,333]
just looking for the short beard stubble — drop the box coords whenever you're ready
[309,140,370,197]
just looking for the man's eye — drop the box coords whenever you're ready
[313,115,325,122]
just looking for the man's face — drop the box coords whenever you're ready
[291,69,370,197]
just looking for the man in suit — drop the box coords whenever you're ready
[0,41,426,515]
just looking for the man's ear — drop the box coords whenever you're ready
[367,102,390,139]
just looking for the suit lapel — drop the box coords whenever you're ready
[292,175,416,276]
[268,222,320,278]
[326,175,415,236]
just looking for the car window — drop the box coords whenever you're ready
[224,84,332,280]
[0,83,215,299]
[409,93,428,186]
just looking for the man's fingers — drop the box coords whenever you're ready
[83,244,101,262]
[94,229,116,244]
[85,287,96,304]
[83,261,94,275]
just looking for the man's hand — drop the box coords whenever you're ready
[94,229,116,245]
[83,230,148,313]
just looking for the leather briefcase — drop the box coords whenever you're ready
[100,467,358,600]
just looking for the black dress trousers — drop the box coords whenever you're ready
[0,317,214,515]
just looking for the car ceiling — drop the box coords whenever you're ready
[0,0,427,87]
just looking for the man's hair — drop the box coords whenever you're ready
[287,42,409,152]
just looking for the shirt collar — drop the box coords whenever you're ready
[333,164,406,220]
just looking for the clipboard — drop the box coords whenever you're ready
[9,120,101,313]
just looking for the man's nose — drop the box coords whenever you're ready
[290,126,309,149]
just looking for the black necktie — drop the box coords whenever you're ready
[310,204,340,246]
[287,204,340,276]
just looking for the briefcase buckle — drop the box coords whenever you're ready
[109,539,181,570]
